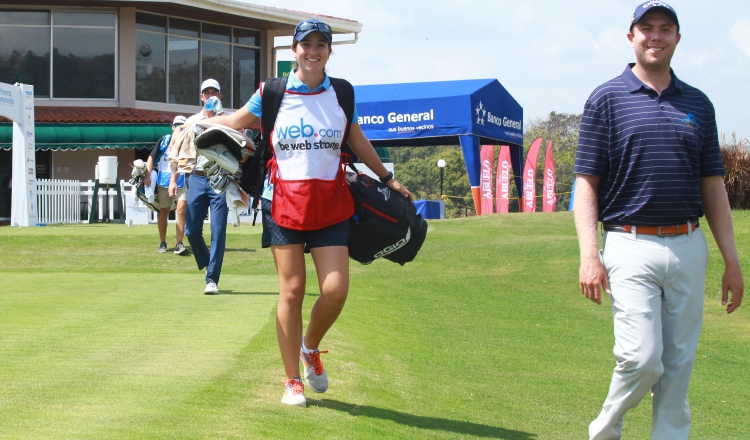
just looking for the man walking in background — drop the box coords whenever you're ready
[171,79,228,295]
[573,2,744,439]
[145,115,189,255]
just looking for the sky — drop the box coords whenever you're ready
[263,0,750,140]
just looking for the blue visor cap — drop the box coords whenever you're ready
[294,20,333,44]
[631,1,679,31]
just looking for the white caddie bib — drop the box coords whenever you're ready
[271,87,348,181]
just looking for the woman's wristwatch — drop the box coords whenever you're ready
[379,171,394,184]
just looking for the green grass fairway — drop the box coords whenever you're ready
[1,213,748,439]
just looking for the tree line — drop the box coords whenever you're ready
[389,112,749,217]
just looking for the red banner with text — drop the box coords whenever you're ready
[495,145,511,213]
[522,137,542,212]
[542,140,557,212]
[480,145,495,215]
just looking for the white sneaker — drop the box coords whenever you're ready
[281,378,306,407]
[204,280,218,295]
[300,344,329,393]
[174,242,189,255]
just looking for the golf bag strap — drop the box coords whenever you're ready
[329,77,355,157]
[251,76,288,225]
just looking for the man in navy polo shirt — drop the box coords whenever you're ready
[574,2,744,439]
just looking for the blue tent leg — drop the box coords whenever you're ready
[510,144,524,210]
[569,179,576,211]
[460,135,481,214]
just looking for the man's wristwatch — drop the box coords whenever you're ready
[379,172,394,184]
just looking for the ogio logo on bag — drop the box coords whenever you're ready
[377,187,390,200]
[373,228,411,259]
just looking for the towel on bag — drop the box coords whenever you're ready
[225,181,250,227]
[168,127,198,174]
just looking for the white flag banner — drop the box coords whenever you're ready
[0,82,37,226]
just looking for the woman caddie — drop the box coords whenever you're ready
[192,19,412,407]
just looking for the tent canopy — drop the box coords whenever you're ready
[353,79,524,213]
[354,78,523,148]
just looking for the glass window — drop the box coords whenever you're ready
[0,150,11,219]
[35,150,51,179]
[53,26,115,98]
[54,12,114,27]
[234,28,260,46]
[169,17,198,38]
[0,9,116,99]
[0,10,48,25]
[136,32,166,102]
[202,23,230,42]
[202,41,230,107]
[0,26,50,97]
[136,11,262,108]
[136,12,166,33]
[233,46,259,108]
[168,37,199,105]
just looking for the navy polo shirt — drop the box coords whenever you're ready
[575,64,724,226]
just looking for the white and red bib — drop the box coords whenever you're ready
[268,86,353,230]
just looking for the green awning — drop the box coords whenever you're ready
[1,123,392,161]
[0,123,172,151]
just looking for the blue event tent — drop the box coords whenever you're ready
[353,78,524,213]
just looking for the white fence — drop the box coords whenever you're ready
[35,179,248,225]
[36,179,150,224]
[36,180,82,224]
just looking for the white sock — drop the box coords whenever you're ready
[301,337,317,354]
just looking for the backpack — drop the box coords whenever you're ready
[346,163,428,266]
[241,75,356,225]
[153,134,171,163]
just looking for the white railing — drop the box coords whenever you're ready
[35,179,247,225]
[36,179,154,224]
[36,180,82,224]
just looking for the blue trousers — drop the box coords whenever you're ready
[185,174,228,284]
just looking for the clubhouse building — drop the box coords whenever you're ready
[0,0,362,221]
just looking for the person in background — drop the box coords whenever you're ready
[144,115,189,255]
[170,79,228,295]
[574,2,744,439]
[187,20,412,407]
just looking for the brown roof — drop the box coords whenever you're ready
[0,105,261,129]
[0,107,184,124]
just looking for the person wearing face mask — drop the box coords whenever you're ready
[170,79,229,295]
[574,2,744,439]
[196,19,413,407]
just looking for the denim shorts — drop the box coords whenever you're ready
[261,198,349,249]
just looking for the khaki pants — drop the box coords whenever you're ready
[590,227,708,440]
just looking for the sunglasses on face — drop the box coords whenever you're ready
[295,21,332,39]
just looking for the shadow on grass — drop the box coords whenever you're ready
[220,290,278,295]
[225,248,258,252]
[311,399,537,439]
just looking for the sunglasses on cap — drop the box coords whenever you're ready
[295,21,332,41]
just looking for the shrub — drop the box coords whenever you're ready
[720,133,750,209]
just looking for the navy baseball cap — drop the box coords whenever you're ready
[630,1,679,31]
[294,19,332,44]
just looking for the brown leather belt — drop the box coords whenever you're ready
[603,221,699,237]
[193,170,206,176]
